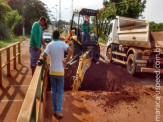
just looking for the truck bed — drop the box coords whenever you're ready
[116,16,163,49]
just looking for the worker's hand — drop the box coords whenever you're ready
[46,64,50,69]
[63,60,68,68]
[40,48,42,54]
[35,46,39,51]
[43,43,47,49]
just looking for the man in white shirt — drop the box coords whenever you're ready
[43,30,72,119]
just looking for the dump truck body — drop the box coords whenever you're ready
[106,16,163,75]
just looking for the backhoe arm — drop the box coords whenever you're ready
[72,50,92,91]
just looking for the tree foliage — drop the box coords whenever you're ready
[0,0,22,40]
[8,0,51,35]
[150,22,163,32]
[100,0,146,19]
[97,0,146,40]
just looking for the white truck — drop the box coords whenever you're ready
[105,16,163,75]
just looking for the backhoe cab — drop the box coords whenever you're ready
[70,8,99,44]
[65,8,100,60]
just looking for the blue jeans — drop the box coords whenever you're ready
[50,75,64,113]
[82,32,90,41]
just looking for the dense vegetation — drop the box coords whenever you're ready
[8,0,51,35]
[149,22,163,32]
[0,0,22,40]
[0,0,50,41]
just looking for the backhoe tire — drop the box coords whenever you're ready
[106,47,112,63]
[126,54,136,76]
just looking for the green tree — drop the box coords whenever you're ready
[0,0,22,40]
[98,0,146,40]
[0,0,10,40]
[8,0,51,35]
[5,10,23,34]
[150,21,163,32]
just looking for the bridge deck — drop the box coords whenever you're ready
[0,39,32,122]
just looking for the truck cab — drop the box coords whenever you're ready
[106,19,119,47]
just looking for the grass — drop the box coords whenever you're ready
[0,36,28,48]
[99,37,107,44]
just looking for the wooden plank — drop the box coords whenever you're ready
[0,42,20,52]
[1,56,18,69]
[40,102,44,122]
[36,98,41,122]
[7,48,10,76]
[18,43,21,64]
[1,64,7,69]
[0,41,22,85]
[16,53,20,57]
[13,45,16,69]
[0,51,2,86]
[17,65,43,122]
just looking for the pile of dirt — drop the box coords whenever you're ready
[83,85,156,109]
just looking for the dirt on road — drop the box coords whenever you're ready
[1,39,162,122]
[45,49,163,122]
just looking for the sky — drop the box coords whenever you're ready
[142,0,163,23]
[41,0,163,23]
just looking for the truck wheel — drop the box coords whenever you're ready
[107,47,112,63]
[126,54,136,75]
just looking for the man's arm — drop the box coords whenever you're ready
[33,23,41,50]
[43,53,47,60]
[41,36,45,45]
[66,47,72,62]
[43,45,49,60]
[41,36,46,48]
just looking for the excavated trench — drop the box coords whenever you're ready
[64,61,139,92]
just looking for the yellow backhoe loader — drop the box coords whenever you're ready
[65,8,105,91]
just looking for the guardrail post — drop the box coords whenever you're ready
[7,48,11,76]
[13,45,16,69]
[18,43,21,64]
[0,51,2,86]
